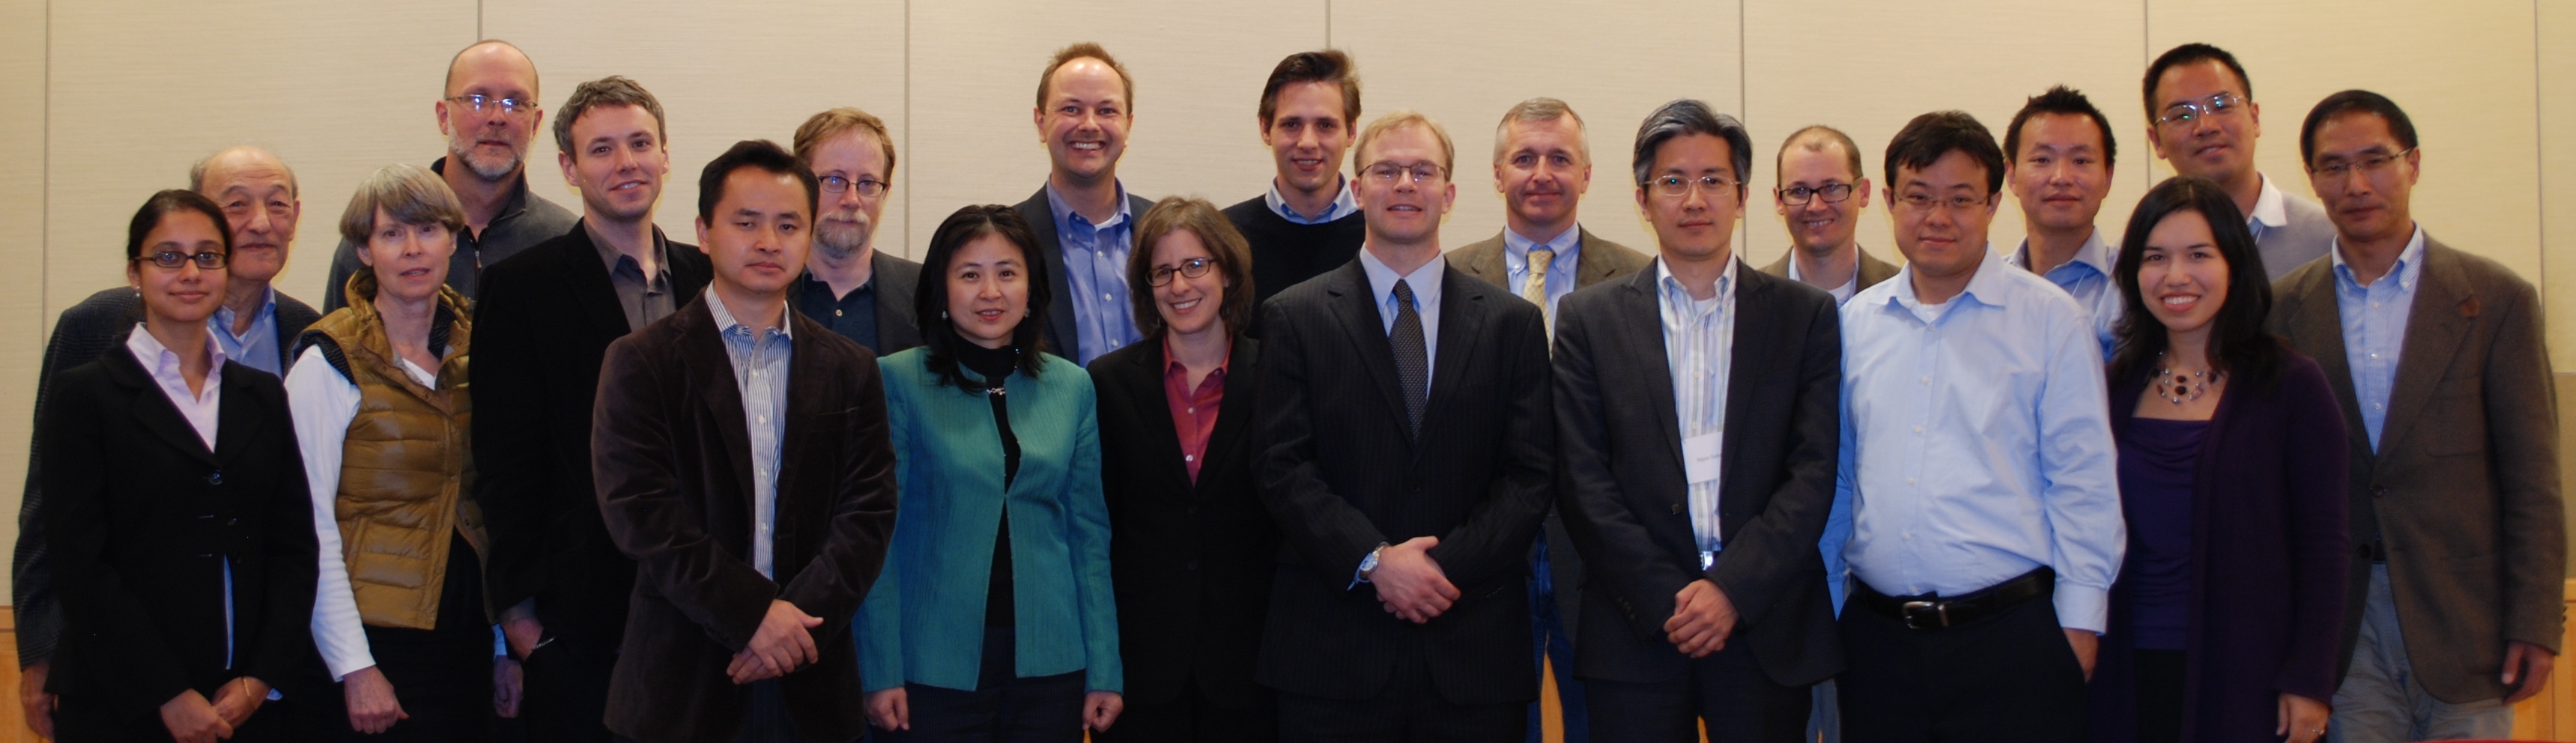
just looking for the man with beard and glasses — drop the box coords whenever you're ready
[789,107,922,354]
[321,39,578,311]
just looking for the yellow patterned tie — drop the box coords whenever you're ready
[1524,248,1555,331]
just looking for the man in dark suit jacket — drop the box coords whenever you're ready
[1258,112,1554,742]
[591,141,897,742]
[2266,91,2560,741]
[472,75,715,742]
[1552,99,1842,742]
[1018,43,1155,366]
[14,145,321,736]
[791,106,924,355]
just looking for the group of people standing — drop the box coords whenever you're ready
[8,34,2560,743]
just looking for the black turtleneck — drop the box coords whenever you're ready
[957,342,1022,627]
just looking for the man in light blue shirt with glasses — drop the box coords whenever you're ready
[1013,43,1156,366]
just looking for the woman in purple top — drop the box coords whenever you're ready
[2085,176,2351,743]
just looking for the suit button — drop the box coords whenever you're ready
[2372,485,2390,497]
[1187,560,1200,571]
[1670,503,1684,515]
[205,472,222,485]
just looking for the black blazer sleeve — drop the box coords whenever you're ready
[40,369,192,708]
[1705,288,1841,628]
[15,292,139,667]
[241,379,319,690]
[1255,299,1391,582]
[2277,357,2354,700]
[470,258,553,610]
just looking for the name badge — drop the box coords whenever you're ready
[1683,433,1721,484]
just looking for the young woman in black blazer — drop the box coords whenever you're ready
[1085,197,1277,743]
[41,190,318,742]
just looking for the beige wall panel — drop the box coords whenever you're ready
[0,0,46,599]
[2147,1,2542,286]
[1741,1,2148,272]
[904,1,1325,261]
[46,1,479,322]
[2542,0,2573,372]
[1332,1,1741,261]
[488,0,911,256]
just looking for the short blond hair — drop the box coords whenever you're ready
[1354,110,1455,175]
[792,107,897,178]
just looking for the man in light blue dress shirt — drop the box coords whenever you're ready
[1829,112,2123,742]
[2001,86,2122,359]
[1014,43,1155,366]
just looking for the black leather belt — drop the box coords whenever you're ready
[1856,567,2055,631]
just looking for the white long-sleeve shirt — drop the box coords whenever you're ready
[284,345,438,680]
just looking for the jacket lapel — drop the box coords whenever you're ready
[212,369,268,467]
[1197,339,1261,496]
[562,222,640,342]
[1122,344,1195,494]
[1619,264,1688,475]
[1718,263,1775,508]
[102,345,221,467]
[2282,266,2373,463]
[1420,267,1488,445]
[1324,262,1412,442]
[775,312,836,521]
[1577,228,1618,288]
[680,300,760,512]
[2372,240,2476,459]
[1020,189,1080,359]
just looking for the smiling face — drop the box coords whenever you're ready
[128,209,231,326]
[356,207,458,305]
[198,148,299,285]
[945,232,1032,350]
[1494,115,1592,235]
[2306,112,2419,246]
[1035,58,1130,187]
[2135,207,2229,338]
[557,103,669,225]
[1262,81,1353,198]
[1636,132,1744,266]
[2008,112,2113,234]
[1149,228,1228,339]
[697,169,813,301]
[1886,149,1999,284]
[1774,140,1870,257]
[1354,125,1455,247]
[807,130,891,261]
[2148,60,2261,188]
[439,43,543,182]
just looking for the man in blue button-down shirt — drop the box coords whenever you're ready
[2001,86,2123,359]
[1829,112,2123,743]
[1013,43,1156,366]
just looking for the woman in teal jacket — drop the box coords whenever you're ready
[861,204,1122,742]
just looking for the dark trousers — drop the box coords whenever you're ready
[521,629,622,742]
[1585,641,1809,743]
[293,532,497,742]
[1526,531,1586,743]
[1093,676,1277,743]
[1837,581,2085,743]
[55,690,285,742]
[2133,649,2185,743]
[610,682,809,743]
[876,626,1086,743]
[1276,643,1527,743]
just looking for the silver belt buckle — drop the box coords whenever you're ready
[1901,600,1949,630]
[1697,551,1715,570]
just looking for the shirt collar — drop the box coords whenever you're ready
[1653,254,1739,311]
[706,293,794,342]
[2329,223,2428,291]
[431,156,535,228]
[1503,224,1584,271]
[2249,174,2290,229]
[1160,335,1232,378]
[593,223,673,278]
[1264,177,1360,224]
[2007,228,2114,279]
[1357,247,1446,312]
[209,285,279,329]
[1045,180,1134,233]
[127,324,229,380]
[1888,244,2007,310]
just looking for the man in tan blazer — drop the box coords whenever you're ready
[1449,97,1648,743]
[2267,91,2561,742]
[1757,125,1898,305]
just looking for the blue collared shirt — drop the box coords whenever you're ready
[1045,184,1144,366]
[1503,225,1584,331]
[1829,247,2125,632]
[2007,229,2121,360]
[1357,248,1446,395]
[1263,176,1360,225]
[1658,258,1736,554]
[2332,224,2427,451]
[707,297,794,578]
[210,287,282,376]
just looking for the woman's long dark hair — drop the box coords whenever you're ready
[2109,175,2285,389]
[913,204,1053,391]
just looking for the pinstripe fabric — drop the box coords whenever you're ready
[1657,258,1736,554]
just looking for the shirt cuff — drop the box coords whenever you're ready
[2052,580,2109,634]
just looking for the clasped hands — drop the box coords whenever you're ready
[1369,537,1459,623]
[160,676,271,743]
[727,599,825,684]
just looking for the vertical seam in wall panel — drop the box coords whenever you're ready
[1325,0,1331,49]
[40,0,50,334]
[2537,0,2548,306]
[2143,0,2153,195]
[903,0,912,258]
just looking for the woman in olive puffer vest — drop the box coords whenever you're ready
[282,164,497,742]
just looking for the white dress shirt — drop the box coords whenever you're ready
[1657,258,1739,557]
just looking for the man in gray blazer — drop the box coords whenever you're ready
[1760,124,1900,305]
[2267,91,2561,742]
[2144,43,2334,282]
[790,106,923,354]
[1450,97,1651,742]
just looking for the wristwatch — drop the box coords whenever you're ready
[1356,542,1390,583]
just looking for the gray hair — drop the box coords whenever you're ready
[1491,97,1588,165]
[338,163,466,246]
[188,145,300,198]
[1631,99,1752,188]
